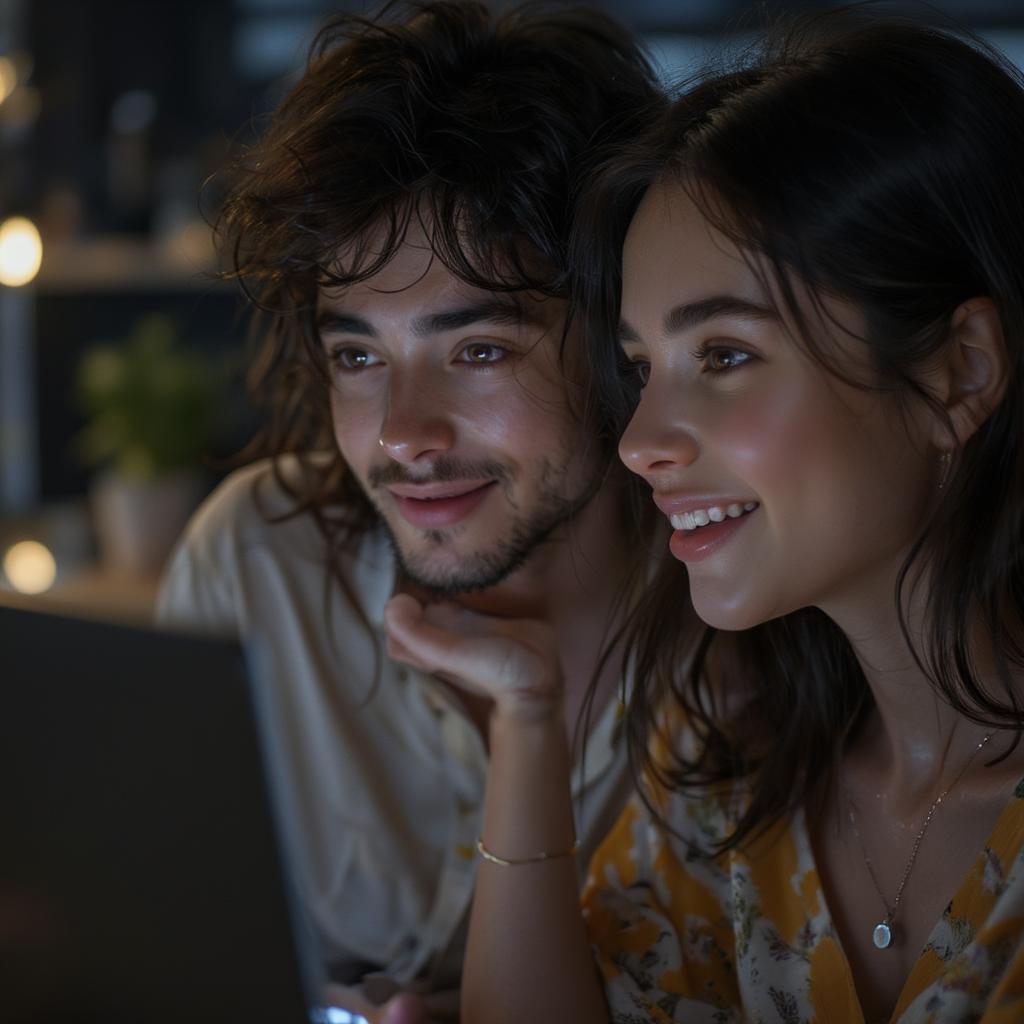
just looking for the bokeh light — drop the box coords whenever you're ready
[0,216,43,286]
[2,540,58,595]
[0,56,16,105]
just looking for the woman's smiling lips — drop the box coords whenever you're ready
[386,479,498,529]
[651,493,760,563]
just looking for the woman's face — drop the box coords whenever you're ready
[617,182,937,631]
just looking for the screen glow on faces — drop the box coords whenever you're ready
[616,182,938,632]
[318,236,601,597]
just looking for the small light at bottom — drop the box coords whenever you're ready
[309,1008,369,1024]
[2,540,57,594]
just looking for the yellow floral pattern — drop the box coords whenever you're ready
[583,777,1024,1023]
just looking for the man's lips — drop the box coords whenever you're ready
[385,480,497,529]
[386,479,494,501]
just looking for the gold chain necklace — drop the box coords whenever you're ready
[844,729,995,950]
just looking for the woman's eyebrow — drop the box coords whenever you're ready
[619,295,779,342]
[664,296,778,334]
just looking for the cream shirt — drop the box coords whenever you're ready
[155,457,631,990]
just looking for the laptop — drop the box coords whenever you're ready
[0,604,367,1024]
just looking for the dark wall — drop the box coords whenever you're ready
[28,0,242,234]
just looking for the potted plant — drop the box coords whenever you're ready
[75,313,221,575]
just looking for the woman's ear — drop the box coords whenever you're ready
[930,297,1007,447]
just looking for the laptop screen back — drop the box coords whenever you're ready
[0,605,313,1024]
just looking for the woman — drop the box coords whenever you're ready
[385,14,1024,1023]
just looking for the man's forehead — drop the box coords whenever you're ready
[318,215,560,323]
[317,249,563,337]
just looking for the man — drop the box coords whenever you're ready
[156,2,661,1019]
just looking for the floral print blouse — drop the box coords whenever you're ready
[583,774,1024,1023]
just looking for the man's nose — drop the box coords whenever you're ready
[378,376,456,464]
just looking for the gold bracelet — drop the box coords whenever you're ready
[476,837,580,866]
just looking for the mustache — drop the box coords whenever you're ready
[368,457,513,489]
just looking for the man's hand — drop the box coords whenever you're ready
[383,594,564,723]
[321,983,459,1024]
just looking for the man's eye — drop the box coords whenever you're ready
[459,342,506,365]
[331,347,380,371]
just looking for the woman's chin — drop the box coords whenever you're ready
[691,591,770,633]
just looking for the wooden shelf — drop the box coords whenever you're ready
[0,565,161,626]
[36,235,229,293]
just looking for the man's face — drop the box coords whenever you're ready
[318,233,602,596]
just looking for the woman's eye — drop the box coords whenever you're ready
[459,342,506,365]
[331,347,381,372]
[698,345,751,374]
[617,349,650,388]
[626,358,651,387]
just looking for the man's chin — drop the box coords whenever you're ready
[392,544,528,599]
[380,517,537,597]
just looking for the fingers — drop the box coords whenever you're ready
[384,595,470,677]
[420,600,488,635]
[320,982,379,1022]
[419,987,460,1020]
[379,990,457,1024]
[318,980,454,1024]
[381,993,430,1024]
[384,595,441,675]
[383,594,564,717]
[387,594,492,641]
[384,595,427,669]
[384,593,424,632]
[385,596,512,689]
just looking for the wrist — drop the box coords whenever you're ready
[491,687,564,728]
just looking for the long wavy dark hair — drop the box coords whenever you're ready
[213,0,664,632]
[576,13,1024,850]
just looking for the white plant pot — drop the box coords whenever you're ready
[91,469,204,577]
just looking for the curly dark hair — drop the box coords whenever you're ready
[212,1,663,652]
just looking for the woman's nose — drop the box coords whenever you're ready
[618,391,699,478]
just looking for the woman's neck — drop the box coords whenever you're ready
[822,587,1018,806]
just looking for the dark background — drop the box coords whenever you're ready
[4,0,1024,503]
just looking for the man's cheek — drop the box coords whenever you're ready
[331,404,377,472]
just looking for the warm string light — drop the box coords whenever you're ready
[2,540,57,594]
[0,216,42,287]
[0,56,16,105]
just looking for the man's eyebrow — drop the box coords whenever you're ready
[412,299,544,337]
[618,295,779,343]
[316,311,377,339]
[316,299,545,342]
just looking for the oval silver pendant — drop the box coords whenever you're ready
[873,922,893,949]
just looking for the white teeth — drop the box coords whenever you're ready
[669,501,759,532]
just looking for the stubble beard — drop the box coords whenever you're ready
[375,454,601,599]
